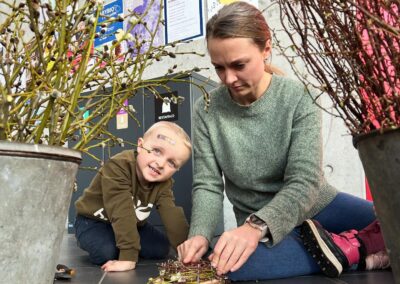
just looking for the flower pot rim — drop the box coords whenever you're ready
[0,141,82,164]
[353,127,400,149]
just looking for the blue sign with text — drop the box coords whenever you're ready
[94,0,124,47]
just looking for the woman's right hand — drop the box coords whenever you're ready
[177,235,209,264]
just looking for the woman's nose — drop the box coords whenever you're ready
[224,69,237,85]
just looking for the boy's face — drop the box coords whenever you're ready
[136,127,190,187]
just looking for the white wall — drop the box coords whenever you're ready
[144,0,366,230]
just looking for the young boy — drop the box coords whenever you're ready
[74,121,191,272]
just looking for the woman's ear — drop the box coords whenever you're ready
[263,39,272,59]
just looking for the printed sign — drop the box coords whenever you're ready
[164,0,204,43]
[94,0,124,47]
[154,92,178,122]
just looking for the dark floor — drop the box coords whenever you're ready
[55,234,395,284]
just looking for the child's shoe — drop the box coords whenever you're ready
[301,219,361,277]
[358,220,386,255]
[365,250,391,270]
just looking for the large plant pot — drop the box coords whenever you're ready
[354,128,400,283]
[0,142,81,284]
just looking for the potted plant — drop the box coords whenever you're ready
[274,0,399,281]
[0,0,205,283]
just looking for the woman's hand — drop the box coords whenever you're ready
[177,235,209,264]
[209,224,261,275]
[101,260,136,272]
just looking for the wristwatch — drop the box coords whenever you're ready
[245,214,271,243]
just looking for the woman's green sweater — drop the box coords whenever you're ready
[189,75,338,245]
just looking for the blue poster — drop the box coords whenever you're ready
[94,0,124,47]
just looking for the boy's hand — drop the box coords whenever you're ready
[101,260,136,272]
[177,235,209,264]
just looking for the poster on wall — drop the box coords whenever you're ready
[164,0,204,43]
[124,0,165,54]
[207,0,258,19]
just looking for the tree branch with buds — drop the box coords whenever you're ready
[0,0,208,152]
[274,0,399,135]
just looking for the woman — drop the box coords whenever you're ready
[177,1,388,281]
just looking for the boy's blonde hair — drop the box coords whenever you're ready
[143,121,192,152]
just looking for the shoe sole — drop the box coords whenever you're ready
[301,220,343,277]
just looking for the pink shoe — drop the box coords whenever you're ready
[301,220,361,277]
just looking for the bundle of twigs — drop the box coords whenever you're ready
[147,260,230,284]
[275,0,399,135]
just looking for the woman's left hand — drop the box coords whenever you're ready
[209,223,261,275]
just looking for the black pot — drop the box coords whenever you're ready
[354,128,400,283]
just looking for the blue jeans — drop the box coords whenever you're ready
[74,215,170,265]
[227,192,375,281]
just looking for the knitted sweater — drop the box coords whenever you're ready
[189,75,338,245]
[75,150,189,261]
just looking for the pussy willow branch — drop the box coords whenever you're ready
[58,4,101,145]
[0,0,209,151]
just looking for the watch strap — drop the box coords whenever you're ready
[245,214,270,242]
